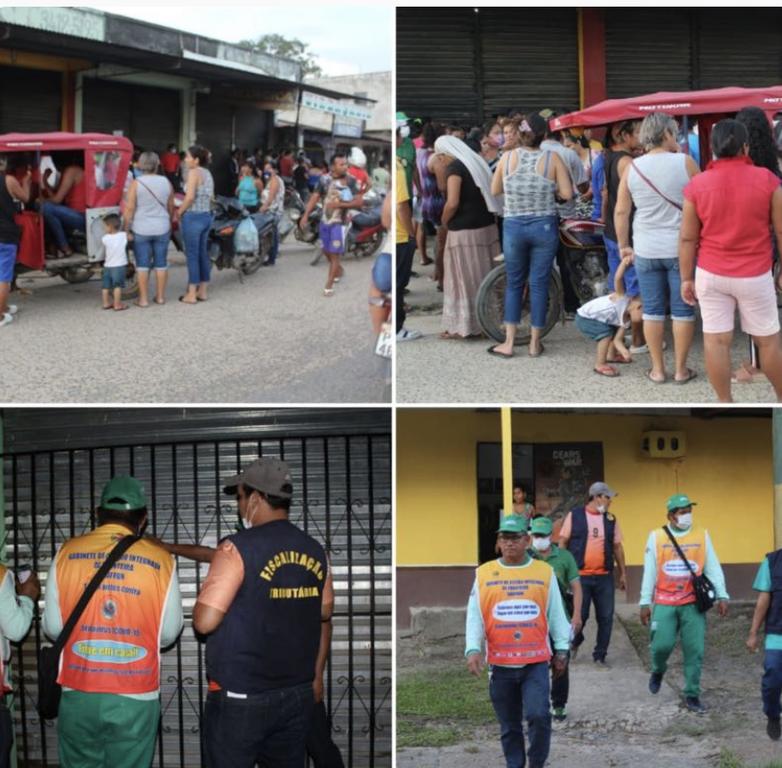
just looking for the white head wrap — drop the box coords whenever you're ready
[433,135,502,214]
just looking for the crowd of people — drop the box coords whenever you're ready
[396,106,782,402]
[466,481,782,768]
[0,462,346,768]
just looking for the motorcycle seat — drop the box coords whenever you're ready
[352,211,382,229]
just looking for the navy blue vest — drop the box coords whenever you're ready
[567,506,615,573]
[766,550,782,635]
[205,519,327,693]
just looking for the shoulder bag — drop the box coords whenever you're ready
[661,525,716,613]
[631,160,683,211]
[37,534,140,719]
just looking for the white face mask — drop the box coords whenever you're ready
[532,537,551,551]
[676,513,693,528]
[596,504,606,514]
[399,125,410,139]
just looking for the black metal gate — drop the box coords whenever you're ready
[1,411,391,768]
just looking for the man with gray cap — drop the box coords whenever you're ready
[194,457,333,768]
[559,481,627,665]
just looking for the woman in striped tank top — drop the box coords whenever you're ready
[488,113,573,358]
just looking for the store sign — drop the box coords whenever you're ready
[0,7,105,41]
[301,91,373,121]
[333,116,364,138]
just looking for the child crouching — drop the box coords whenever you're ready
[575,256,642,377]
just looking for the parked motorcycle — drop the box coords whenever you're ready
[475,218,609,345]
[207,196,275,280]
[287,188,321,246]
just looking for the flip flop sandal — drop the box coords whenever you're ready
[646,369,666,384]
[113,305,129,312]
[487,346,513,359]
[323,288,334,297]
[528,343,545,358]
[153,298,166,305]
[178,296,197,304]
[594,365,620,378]
[133,301,149,308]
[674,368,698,385]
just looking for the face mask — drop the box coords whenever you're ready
[676,513,693,528]
[596,504,606,514]
[491,134,504,148]
[399,125,410,139]
[262,172,271,181]
[532,537,551,551]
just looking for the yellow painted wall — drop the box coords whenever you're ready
[397,410,773,567]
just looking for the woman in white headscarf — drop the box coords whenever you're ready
[434,134,502,339]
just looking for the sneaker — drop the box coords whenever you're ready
[7,304,17,315]
[649,672,663,694]
[767,717,781,741]
[552,706,567,722]
[0,312,13,328]
[684,696,706,714]
[397,328,422,342]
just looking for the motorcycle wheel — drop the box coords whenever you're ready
[240,234,272,276]
[475,264,562,345]
[121,259,139,300]
[352,233,382,261]
[60,266,93,284]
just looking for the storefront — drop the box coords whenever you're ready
[397,408,776,627]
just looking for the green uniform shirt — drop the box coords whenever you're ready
[396,137,416,198]
[529,544,580,617]
[753,558,782,651]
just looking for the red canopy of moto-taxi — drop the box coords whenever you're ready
[0,132,133,208]
[550,86,782,131]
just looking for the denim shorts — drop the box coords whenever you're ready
[319,222,345,255]
[0,242,17,283]
[635,255,694,322]
[575,312,618,341]
[132,231,170,271]
[102,265,126,290]
[372,251,392,293]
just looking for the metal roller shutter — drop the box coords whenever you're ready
[1,408,391,768]
[478,8,579,121]
[605,9,693,98]
[196,93,233,196]
[396,7,478,125]
[82,78,180,153]
[0,67,61,133]
[696,8,782,89]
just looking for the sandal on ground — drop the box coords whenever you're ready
[646,369,666,384]
[440,331,466,340]
[102,305,113,311]
[133,300,149,308]
[323,288,334,297]
[420,257,434,266]
[487,345,513,359]
[528,343,545,358]
[732,363,763,383]
[674,368,698,385]
[153,298,166,305]
[196,297,208,302]
[594,365,620,378]
[178,295,197,304]
[113,304,129,312]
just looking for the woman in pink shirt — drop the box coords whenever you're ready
[680,119,782,402]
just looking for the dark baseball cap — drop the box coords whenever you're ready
[223,457,293,499]
[100,476,146,511]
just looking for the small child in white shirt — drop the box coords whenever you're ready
[575,256,642,377]
[101,213,128,311]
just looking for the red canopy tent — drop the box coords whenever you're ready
[550,86,782,131]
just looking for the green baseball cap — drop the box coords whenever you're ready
[666,493,697,513]
[497,515,528,535]
[100,476,146,512]
[528,517,553,536]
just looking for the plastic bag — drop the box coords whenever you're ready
[234,217,259,254]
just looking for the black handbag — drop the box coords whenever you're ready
[662,526,716,613]
[37,535,140,719]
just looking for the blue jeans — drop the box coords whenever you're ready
[502,215,558,329]
[396,237,415,333]
[203,684,313,768]
[763,649,782,719]
[572,573,615,661]
[265,213,281,264]
[181,211,212,284]
[634,255,695,322]
[489,663,551,768]
[41,202,85,249]
[605,236,640,297]
[132,231,170,270]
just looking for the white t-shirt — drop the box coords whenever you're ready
[102,231,128,268]
[577,293,630,326]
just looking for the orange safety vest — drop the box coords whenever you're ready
[653,526,707,606]
[55,524,174,694]
[477,558,552,666]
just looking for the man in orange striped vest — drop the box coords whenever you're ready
[639,493,728,715]
[42,476,183,768]
[465,515,570,768]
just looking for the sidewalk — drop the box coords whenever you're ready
[397,599,777,768]
[397,261,779,404]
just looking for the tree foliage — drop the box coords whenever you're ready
[239,34,322,78]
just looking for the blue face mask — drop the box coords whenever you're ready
[262,172,271,181]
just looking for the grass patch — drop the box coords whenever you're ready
[716,749,782,768]
[397,665,496,748]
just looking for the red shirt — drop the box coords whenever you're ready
[279,155,294,177]
[348,166,369,191]
[683,156,780,277]
[161,151,179,174]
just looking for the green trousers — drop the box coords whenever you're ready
[58,690,160,768]
[650,603,706,698]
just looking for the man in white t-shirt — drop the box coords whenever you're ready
[100,213,129,311]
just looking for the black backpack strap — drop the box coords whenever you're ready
[51,534,141,656]
[661,525,696,576]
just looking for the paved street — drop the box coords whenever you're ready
[4,239,388,403]
[398,262,779,404]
